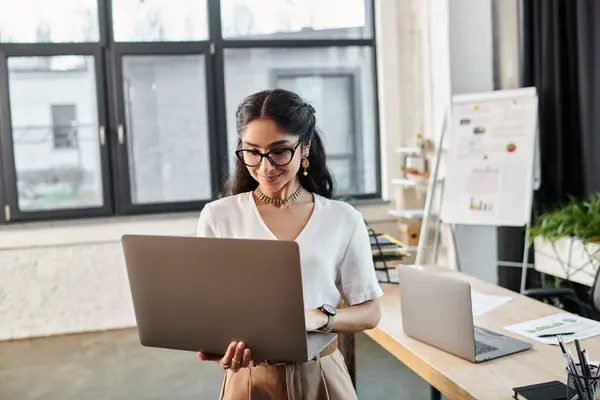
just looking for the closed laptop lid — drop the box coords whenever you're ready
[121,234,311,362]
[397,267,476,361]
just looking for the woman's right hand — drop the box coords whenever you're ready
[197,341,252,372]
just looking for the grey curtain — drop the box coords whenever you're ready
[575,1,600,194]
[497,0,600,291]
[522,0,600,203]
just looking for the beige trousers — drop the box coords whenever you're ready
[219,349,357,400]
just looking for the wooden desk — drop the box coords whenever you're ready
[364,266,600,400]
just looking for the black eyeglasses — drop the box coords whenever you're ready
[235,141,302,167]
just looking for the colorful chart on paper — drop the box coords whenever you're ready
[440,88,538,226]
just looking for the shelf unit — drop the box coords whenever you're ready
[387,209,425,219]
[395,146,422,155]
[389,140,446,260]
[391,177,444,188]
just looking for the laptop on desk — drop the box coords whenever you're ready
[121,234,336,362]
[397,267,532,363]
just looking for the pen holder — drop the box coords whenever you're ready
[567,364,600,400]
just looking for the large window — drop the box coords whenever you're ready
[5,55,105,214]
[219,0,371,40]
[0,0,100,43]
[112,0,209,42]
[121,54,212,204]
[0,0,379,223]
[224,48,377,195]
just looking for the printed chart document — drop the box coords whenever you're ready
[441,90,538,226]
[471,291,513,316]
[504,313,600,345]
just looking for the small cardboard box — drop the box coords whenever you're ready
[394,186,426,211]
[397,219,421,247]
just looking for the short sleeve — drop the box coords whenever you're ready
[196,204,217,237]
[336,213,384,306]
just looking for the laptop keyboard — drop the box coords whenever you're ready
[475,341,497,355]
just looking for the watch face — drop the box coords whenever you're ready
[322,303,336,316]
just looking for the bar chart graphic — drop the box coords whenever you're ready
[470,197,493,212]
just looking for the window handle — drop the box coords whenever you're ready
[99,125,106,146]
[118,124,125,145]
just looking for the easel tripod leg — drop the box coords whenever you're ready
[519,221,532,293]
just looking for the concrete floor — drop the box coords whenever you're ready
[0,330,430,399]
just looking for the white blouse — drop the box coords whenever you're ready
[196,192,383,309]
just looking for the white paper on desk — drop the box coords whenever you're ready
[376,268,399,283]
[503,313,600,345]
[470,290,512,316]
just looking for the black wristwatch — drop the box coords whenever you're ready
[317,303,337,333]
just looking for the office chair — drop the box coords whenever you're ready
[523,267,600,320]
[366,221,392,282]
[338,195,407,284]
[365,220,408,284]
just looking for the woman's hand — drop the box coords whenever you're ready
[197,342,252,372]
[305,309,328,332]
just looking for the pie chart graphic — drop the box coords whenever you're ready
[506,143,517,153]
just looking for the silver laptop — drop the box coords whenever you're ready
[397,267,532,362]
[121,234,336,362]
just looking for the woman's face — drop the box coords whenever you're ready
[239,118,308,193]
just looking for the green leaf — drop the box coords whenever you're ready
[531,192,600,243]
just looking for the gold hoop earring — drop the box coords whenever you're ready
[302,158,310,176]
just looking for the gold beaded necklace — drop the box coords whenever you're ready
[255,186,303,207]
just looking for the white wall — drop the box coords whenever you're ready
[434,0,498,283]
[0,204,397,341]
[408,0,499,282]
[0,0,408,341]
[423,0,451,145]
[0,215,196,340]
[449,0,494,95]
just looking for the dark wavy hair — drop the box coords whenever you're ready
[223,89,334,199]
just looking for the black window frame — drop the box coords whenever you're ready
[0,0,381,224]
[270,68,365,195]
[110,42,220,215]
[0,44,113,222]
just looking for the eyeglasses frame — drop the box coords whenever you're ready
[235,140,304,167]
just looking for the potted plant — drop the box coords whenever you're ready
[531,193,600,287]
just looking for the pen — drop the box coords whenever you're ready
[581,348,592,377]
[575,339,586,371]
[570,351,590,400]
[558,335,588,400]
[575,340,593,399]
[582,350,594,397]
[537,332,576,338]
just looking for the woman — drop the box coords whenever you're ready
[196,88,383,400]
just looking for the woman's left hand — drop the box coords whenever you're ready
[304,309,328,332]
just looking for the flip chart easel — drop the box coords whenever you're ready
[416,88,539,293]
